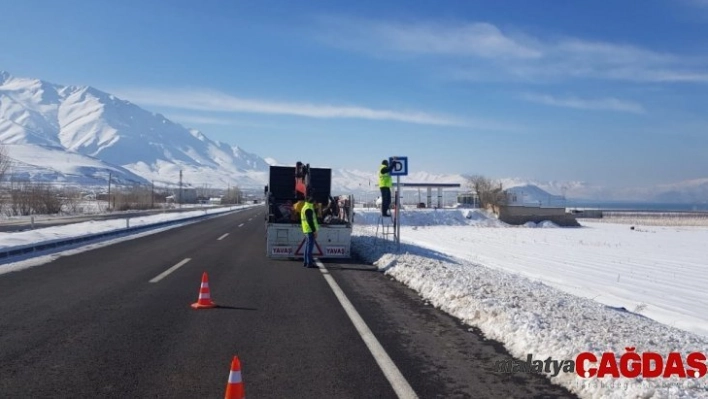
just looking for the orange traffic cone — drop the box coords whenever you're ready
[225,356,245,399]
[191,272,217,309]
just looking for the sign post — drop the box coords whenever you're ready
[389,156,408,249]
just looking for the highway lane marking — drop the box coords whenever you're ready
[149,258,191,283]
[238,223,245,227]
[217,233,229,240]
[315,259,418,399]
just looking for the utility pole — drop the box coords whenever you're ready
[151,180,155,209]
[179,170,183,209]
[107,172,112,212]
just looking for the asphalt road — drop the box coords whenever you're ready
[0,207,578,398]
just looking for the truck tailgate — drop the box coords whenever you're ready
[266,223,352,258]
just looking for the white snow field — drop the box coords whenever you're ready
[353,208,708,399]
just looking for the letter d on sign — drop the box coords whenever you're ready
[388,156,409,176]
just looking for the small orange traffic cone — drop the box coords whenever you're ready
[225,356,245,399]
[191,272,217,309]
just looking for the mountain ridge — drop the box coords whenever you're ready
[1,71,706,203]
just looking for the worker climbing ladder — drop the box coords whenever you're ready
[375,155,408,250]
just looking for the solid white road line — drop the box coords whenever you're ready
[315,259,418,399]
[149,258,191,283]
[217,233,229,241]
[238,223,244,227]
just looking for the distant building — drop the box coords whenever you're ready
[167,188,197,204]
[456,192,479,208]
[505,185,566,208]
[498,185,578,226]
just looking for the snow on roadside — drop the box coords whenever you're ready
[0,205,258,275]
[352,208,708,399]
[0,206,251,250]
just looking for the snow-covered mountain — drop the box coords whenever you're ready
[652,178,708,203]
[495,178,708,204]
[0,71,269,189]
[1,71,706,203]
[3,143,148,186]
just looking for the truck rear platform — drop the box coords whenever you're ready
[265,164,354,259]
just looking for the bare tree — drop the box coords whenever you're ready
[466,174,507,211]
[6,180,62,215]
[0,144,9,213]
[61,186,83,214]
[196,183,213,201]
[34,183,63,214]
[222,186,242,204]
[0,144,10,183]
[8,180,33,216]
[111,183,155,211]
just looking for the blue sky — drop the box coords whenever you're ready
[1,0,707,187]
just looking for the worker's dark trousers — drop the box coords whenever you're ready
[304,232,315,266]
[380,187,391,216]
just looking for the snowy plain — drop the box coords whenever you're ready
[353,208,708,399]
[1,205,706,398]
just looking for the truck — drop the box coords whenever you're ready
[264,162,354,259]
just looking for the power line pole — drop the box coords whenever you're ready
[179,170,183,209]
[151,180,155,209]
[107,172,112,212]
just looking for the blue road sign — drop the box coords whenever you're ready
[389,156,408,176]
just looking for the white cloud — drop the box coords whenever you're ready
[114,88,521,132]
[115,88,464,126]
[169,114,235,126]
[685,0,708,7]
[521,93,646,114]
[319,18,708,84]
[166,114,298,131]
[373,22,542,59]
[542,39,708,83]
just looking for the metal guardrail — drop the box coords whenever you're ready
[0,211,226,261]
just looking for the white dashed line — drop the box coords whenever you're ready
[149,258,191,283]
[217,233,229,240]
[315,259,418,398]
[238,223,244,227]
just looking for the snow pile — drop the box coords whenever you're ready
[524,220,560,228]
[355,208,507,227]
[352,208,708,399]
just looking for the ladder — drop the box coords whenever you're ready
[375,215,396,243]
